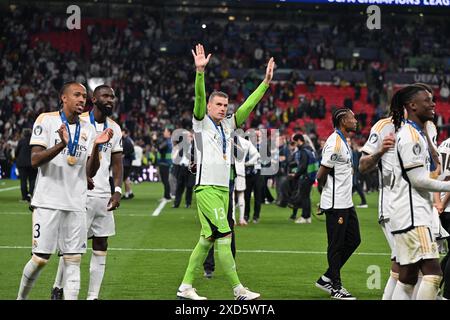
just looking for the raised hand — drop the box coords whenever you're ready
[95,128,114,145]
[57,124,69,146]
[263,57,275,85]
[191,43,211,72]
[380,132,395,154]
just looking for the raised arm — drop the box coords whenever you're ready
[235,57,274,127]
[191,44,211,120]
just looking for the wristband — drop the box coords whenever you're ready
[114,186,122,195]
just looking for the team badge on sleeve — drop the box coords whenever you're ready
[369,133,378,144]
[413,143,421,156]
[34,125,43,136]
[331,154,338,161]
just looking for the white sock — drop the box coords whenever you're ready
[412,272,423,300]
[63,255,81,300]
[87,250,107,300]
[392,281,414,300]
[416,275,442,300]
[321,275,331,282]
[237,192,245,221]
[233,283,244,295]
[382,271,398,300]
[178,283,193,292]
[17,255,47,300]
[53,256,65,289]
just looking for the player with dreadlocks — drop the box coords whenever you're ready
[386,84,450,299]
[359,83,444,299]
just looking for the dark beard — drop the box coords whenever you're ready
[97,103,113,116]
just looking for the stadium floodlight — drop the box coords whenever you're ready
[201,24,207,29]
[160,46,167,52]
[87,78,105,92]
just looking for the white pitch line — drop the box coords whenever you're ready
[0,245,390,256]
[0,186,20,192]
[152,199,170,216]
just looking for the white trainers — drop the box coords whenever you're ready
[234,287,260,300]
[176,288,207,300]
[295,217,311,224]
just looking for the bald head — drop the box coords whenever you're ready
[60,82,87,116]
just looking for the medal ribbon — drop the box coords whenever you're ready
[208,115,226,159]
[60,110,80,157]
[90,111,107,154]
[335,129,352,164]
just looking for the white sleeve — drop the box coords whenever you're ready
[246,140,260,165]
[397,134,426,170]
[111,123,123,153]
[222,114,237,131]
[192,117,204,133]
[321,139,337,168]
[30,117,49,148]
[407,166,450,192]
[425,121,438,150]
[361,129,382,155]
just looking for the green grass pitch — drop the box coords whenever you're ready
[0,179,391,300]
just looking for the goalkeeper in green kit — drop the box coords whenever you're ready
[176,44,274,300]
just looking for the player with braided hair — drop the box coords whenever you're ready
[315,107,360,300]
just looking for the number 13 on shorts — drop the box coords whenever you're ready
[213,207,226,220]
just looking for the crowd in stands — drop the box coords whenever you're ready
[1,5,450,179]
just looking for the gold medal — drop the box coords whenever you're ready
[223,155,227,160]
[99,153,102,161]
[67,155,77,166]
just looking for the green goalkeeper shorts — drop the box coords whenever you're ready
[195,186,231,239]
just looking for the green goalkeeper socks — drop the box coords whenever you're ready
[181,237,213,285]
[217,237,241,288]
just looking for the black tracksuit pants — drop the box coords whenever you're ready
[323,207,361,288]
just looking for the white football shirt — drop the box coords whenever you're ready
[235,136,260,177]
[80,113,123,198]
[390,121,433,233]
[361,117,395,221]
[193,114,236,187]
[30,111,96,211]
[320,131,353,210]
[438,138,450,212]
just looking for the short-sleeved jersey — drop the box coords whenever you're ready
[390,122,433,233]
[193,114,236,187]
[320,131,353,210]
[30,111,96,211]
[438,138,450,212]
[80,113,123,198]
[361,117,395,221]
[425,120,438,150]
[235,136,259,177]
